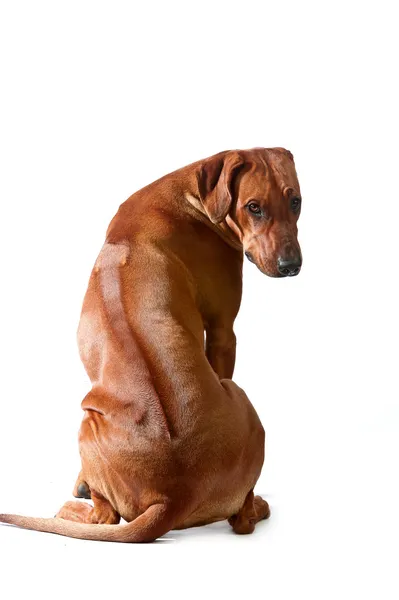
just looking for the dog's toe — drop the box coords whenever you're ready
[76,482,92,499]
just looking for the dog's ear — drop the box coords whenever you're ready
[272,147,294,162]
[196,151,245,224]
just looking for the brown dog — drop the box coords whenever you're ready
[0,147,302,541]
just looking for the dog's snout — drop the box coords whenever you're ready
[277,256,302,277]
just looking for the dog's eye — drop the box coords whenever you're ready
[247,201,262,215]
[290,197,301,212]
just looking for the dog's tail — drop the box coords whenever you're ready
[0,503,172,543]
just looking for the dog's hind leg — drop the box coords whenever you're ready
[57,491,120,525]
[228,490,270,534]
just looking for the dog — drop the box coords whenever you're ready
[0,147,302,541]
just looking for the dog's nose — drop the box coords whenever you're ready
[277,256,302,277]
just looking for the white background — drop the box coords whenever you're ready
[0,1,398,598]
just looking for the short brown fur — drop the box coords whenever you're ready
[0,148,301,542]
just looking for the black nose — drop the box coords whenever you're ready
[277,256,302,277]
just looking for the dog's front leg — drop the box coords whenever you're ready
[205,325,236,379]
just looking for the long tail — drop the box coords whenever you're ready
[0,503,172,543]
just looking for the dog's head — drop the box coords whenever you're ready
[197,147,302,278]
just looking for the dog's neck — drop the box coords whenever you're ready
[184,192,243,252]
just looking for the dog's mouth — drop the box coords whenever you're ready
[245,251,255,264]
[244,251,281,278]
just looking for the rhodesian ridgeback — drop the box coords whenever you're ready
[0,147,302,541]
